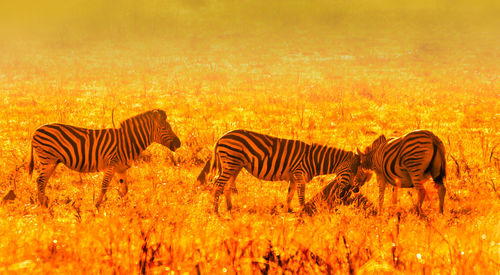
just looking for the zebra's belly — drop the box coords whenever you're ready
[246,164,291,182]
[385,169,414,188]
[62,159,109,173]
[64,163,102,173]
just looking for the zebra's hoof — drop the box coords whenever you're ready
[39,195,49,207]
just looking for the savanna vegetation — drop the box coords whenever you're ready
[0,0,498,273]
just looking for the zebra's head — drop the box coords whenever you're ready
[357,134,387,169]
[351,167,373,193]
[150,109,181,152]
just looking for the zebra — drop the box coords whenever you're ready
[196,129,361,213]
[28,109,181,208]
[357,130,446,215]
[302,167,374,216]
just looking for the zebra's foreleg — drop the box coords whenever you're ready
[297,182,306,208]
[287,180,297,213]
[36,162,58,207]
[117,170,128,197]
[392,186,398,205]
[288,172,307,212]
[376,174,387,214]
[96,167,116,209]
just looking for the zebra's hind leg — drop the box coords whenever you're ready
[224,184,232,211]
[117,170,128,198]
[36,162,58,207]
[228,168,241,194]
[436,184,446,214]
[410,174,426,216]
[415,187,426,216]
[96,167,116,209]
[433,176,446,214]
[213,171,232,213]
[214,186,223,213]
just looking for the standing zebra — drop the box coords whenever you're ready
[197,129,361,213]
[357,130,446,215]
[29,109,181,208]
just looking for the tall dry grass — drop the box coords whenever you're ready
[0,0,499,273]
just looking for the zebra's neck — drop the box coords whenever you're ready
[372,147,387,171]
[306,144,355,177]
[117,117,153,161]
[369,137,393,170]
[364,152,376,170]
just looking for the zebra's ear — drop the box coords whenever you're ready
[356,147,364,156]
[376,134,387,144]
[152,109,167,121]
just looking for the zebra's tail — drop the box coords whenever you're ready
[429,133,446,184]
[196,158,212,185]
[428,132,447,213]
[28,144,34,177]
[207,145,221,186]
[196,144,221,187]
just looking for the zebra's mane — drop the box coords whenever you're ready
[119,110,156,129]
[310,143,353,155]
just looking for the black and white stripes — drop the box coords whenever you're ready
[357,130,446,214]
[29,109,181,207]
[197,129,360,213]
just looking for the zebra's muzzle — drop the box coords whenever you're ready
[352,186,360,193]
[168,137,181,151]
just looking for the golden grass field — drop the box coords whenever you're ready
[0,1,499,273]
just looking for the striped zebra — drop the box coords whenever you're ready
[302,167,374,216]
[357,130,446,215]
[197,129,361,213]
[28,109,181,208]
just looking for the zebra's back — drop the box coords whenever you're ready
[215,129,308,181]
[32,123,119,172]
[375,130,439,187]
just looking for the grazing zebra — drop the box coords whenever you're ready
[197,129,361,213]
[302,167,374,216]
[357,130,446,215]
[28,109,181,208]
